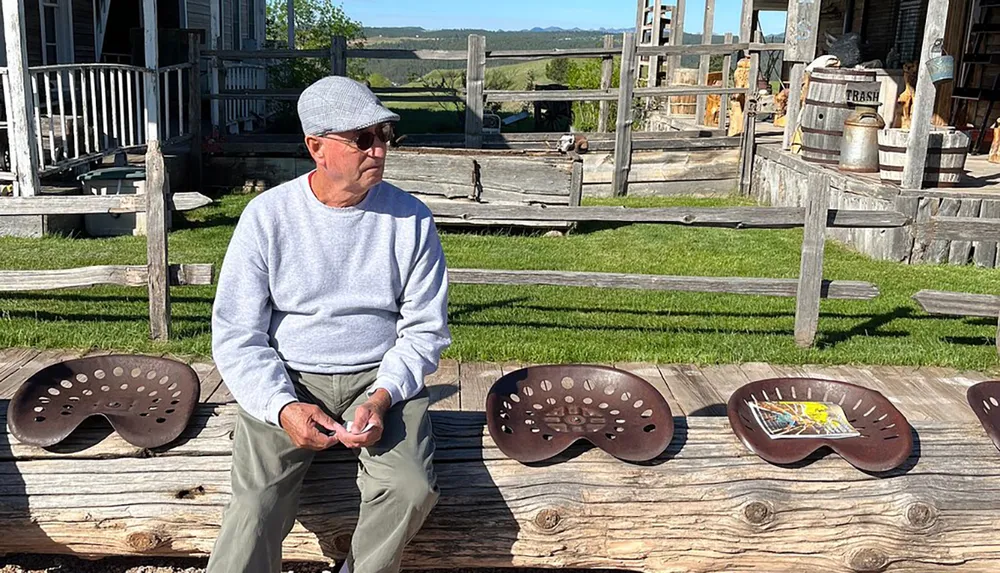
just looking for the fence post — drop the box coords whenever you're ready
[2,0,41,197]
[722,32,733,132]
[144,0,170,341]
[331,35,347,76]
[736,4,760,196]
[598,34,615,133]
[794,172,830,348]
[188,37,203,193]
[464,34,486,149]
[695,0,715,126]
[613,32,637,197]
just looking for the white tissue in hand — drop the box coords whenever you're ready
[346,420,375,433]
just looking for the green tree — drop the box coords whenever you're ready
[545,57,573,84]
[265,0,367,84]
[366,72,393,88]
[565,56,620,132]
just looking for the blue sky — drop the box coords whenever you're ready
[338,0,787,36]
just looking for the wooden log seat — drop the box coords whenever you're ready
[2,400,1000,572]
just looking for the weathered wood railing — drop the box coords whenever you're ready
[0,191,214,340]
[0,62,195,190]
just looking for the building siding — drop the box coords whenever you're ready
[73,0,95,63]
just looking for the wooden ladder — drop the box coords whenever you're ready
[951,0,1000,153]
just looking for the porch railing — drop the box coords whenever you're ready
[0,63,195,192]
[221,61,269,132]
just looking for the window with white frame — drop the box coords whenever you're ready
[40,0,73,65]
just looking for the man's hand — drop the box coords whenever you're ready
[278,402,345,451]
[340,388,392,449]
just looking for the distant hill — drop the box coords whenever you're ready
[359,27,786,85]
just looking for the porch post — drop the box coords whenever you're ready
[144,0,171,340]
[901,0,948,190]
[2,0,41,196]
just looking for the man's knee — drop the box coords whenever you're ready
[388,470,439,514]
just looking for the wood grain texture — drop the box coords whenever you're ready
[949,199,982,265]
[457,362,502,412]
[794,172,830,347]
[912,290,1000,318]
[464,35,486,149]
[973,200,1000,268]
[0,264,213,291]
[448,269,878,300]
[0,192,213,215]
[427,359,460,412]
[428,203,907,228]
[597,34,615,133]
[613,33,637,197]
[2,0,41,196]
[2,404,999,571]
[901,0,948,189]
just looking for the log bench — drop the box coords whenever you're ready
[3,397,1000,572]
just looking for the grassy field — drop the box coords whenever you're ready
[1,193,998,372]
[385,60,555,132]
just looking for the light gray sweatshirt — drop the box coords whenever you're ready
[211,174,451,425]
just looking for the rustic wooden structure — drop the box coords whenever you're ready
[201,0,785,198]
[753,142,1000,268]
[0,0,213,340]
[0,349,998,570]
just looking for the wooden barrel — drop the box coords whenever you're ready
[799,67,878,165]
[877,127,970,187]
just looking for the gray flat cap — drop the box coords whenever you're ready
[297,76,400,136]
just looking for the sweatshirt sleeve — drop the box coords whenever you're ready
[211,210,298,426]
[370,211,452,406]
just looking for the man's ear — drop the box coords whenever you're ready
[304,136,325,166]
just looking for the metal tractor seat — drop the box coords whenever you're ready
[8,354,201,448]
[486,364,674,463]
[967,381,1000,453]
[727,377,913,472]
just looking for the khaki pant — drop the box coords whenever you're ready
[206,368,439,573]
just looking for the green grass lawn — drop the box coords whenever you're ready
[1,193,999,372]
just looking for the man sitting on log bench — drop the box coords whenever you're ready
[207,76,452,573]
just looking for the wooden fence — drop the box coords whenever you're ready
[0,178,214,341]
[203,10,784,197]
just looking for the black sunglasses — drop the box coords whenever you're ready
[319,123,394,151]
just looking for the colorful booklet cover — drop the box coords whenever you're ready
[748,400,860,439]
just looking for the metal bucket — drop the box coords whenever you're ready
[927,54,954,84]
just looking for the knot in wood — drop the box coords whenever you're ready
[126,531,164,552]
[742,501,773,526]
[849,548,888,572]
[681,214,696,224]
[905,502,937,529]
[534,508,561,530]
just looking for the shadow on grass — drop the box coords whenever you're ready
[173,210,241,231]
[815,306,916,350]
[943,335,996,347]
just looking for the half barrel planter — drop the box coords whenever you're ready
[878,127,970,187]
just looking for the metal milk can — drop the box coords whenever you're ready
[839,106,885,173]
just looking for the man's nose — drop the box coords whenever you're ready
[368,142,387,158]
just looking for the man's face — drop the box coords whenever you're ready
[307,123,391,194]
